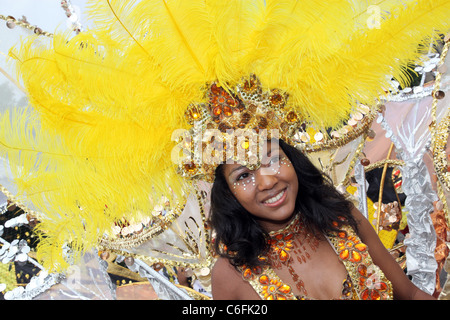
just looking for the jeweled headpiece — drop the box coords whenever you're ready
[176,73,377,182]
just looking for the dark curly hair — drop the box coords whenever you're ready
[210,139,358,268]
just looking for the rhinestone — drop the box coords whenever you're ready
[269,93,283,105]
[360,158,370,166]
[6,20,16,29]
[314,132,324,141]
[286,111,298,122]
[183,163,197,173]
[434,90,445,100]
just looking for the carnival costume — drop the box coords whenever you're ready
[0,0,449,300]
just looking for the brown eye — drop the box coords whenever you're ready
[237,172,250,181]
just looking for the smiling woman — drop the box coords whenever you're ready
[223,141,299,230]
[210,139,435,300]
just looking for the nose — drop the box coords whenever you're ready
[255,168,278,191]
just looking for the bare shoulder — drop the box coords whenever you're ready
[211,257,260,300]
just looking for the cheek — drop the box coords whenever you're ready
[281,161,298,193]
[230,181,258,209]
[230,176,256,194]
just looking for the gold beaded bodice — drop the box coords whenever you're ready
[238,216,393,300]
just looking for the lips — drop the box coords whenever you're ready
[262,189,287,207]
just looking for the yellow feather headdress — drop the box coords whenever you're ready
[0,0,449,271]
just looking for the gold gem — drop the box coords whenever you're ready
[286,111,298,122]
[183,163,197,173]
[280,122,289,131]
[258,117,268,129]
[269,93,284,106]
[248,104,257,113]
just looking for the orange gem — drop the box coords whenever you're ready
[358,264,367,277]
[361,290,369,300]
[279,284,291,294]
[213,106,222,116]
[253,266,262,275]
[243,268,252,279]
[355,243,367,252]
[259,275,269,285]
[371,290,381,300]
[210,83,221,95]
[351,251,362,262]
[340,249,349,260]
[223,105,233,117]
[284,233,294,241]
[374,282,388,291]
[279,250,289,261]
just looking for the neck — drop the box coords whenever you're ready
[257,214,297,233]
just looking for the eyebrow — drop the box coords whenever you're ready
[228,165,246,178]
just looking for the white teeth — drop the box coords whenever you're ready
[264,190,284,204]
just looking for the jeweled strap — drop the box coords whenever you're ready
[238,265,297,300]
[327,225,394,300]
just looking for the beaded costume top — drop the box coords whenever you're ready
[238,216,393,300]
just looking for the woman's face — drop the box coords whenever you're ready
[222,141,299,231]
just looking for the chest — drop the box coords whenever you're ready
[238,226,393,300]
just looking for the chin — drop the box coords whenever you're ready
[261,203,296,223]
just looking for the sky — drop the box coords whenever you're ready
[0,1,92,203]
[0,0,90,112]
